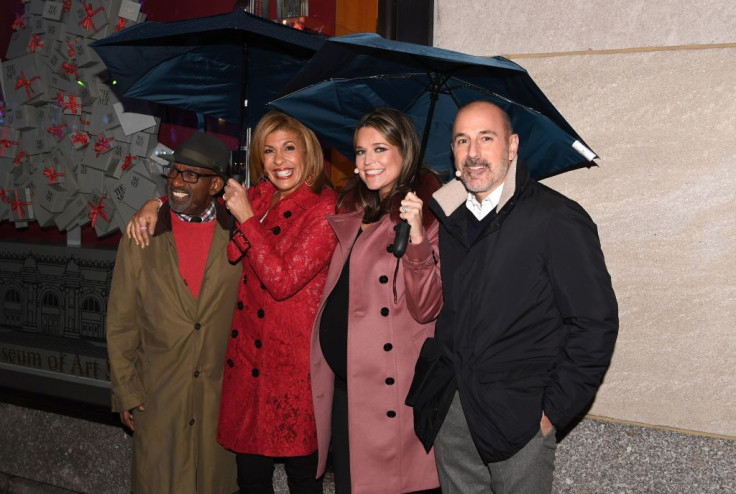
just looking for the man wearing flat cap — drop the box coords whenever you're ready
[107,132,241,493]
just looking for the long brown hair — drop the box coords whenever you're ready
[249,110,329,193]
[338,108,438,224]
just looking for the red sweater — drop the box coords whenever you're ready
[171,213,216,299]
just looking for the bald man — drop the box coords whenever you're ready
[408,101,618,494]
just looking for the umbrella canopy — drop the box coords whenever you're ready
[270,33,596,179]
[91,9,325,127]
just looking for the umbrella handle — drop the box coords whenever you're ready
[392,220,411,259]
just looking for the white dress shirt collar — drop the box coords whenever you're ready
[465,184,504,221]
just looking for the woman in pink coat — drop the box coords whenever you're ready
[311,107,443,493]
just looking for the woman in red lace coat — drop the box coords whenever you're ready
[217,112,336,493]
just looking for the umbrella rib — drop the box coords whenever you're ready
[446,79,545,115]
[332,72,454,108]
[333,73,541,114]
[416,72,453,165]
[349,73,546,116]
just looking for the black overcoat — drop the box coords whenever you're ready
[408,157,618,463]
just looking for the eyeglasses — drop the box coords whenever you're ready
[163,166,219,184]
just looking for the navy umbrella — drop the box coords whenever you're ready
[91,8,325,127]
[269,33,596,179]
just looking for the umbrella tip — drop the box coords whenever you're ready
[572,140,596,162]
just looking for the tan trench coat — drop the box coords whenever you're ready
[107,203,240,494]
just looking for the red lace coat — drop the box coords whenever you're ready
[217,181,337,456]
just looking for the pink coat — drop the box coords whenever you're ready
[310,210,442,493]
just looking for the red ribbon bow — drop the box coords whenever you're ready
[13,150,29,165]
[115,17,127,32]
[62,62,79,80]
[63,95,82,115]
[44,166,66,185]
[71,130,90,148]
[47,123,68,140]
[121,154,137,172]
[12,13,27,31]
[79,2,104,33]
[66,39,77,59]
[0,189,9,204]
[15,70,40,100]
[88,196,111,228]
[29,34,45,53]
[94,136,114,157]
[56,91,66,106]
[11,190,32,220]
[63,0,72,12]
[1,128,19,157]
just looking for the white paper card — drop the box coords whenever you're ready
[113,102,157,136]
[119,0,142,22]
[149,142,174,167]
[43,1,64,20]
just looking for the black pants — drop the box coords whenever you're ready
[236,451,323,494]
[331,383,351,494]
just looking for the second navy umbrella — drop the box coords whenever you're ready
[270,33,596,178]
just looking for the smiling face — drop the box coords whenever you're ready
[167,163,222,215]
[354,126,404,200]
[262,129,307,198]
[452,101,519,202]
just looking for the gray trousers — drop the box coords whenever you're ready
[434,392,557,494]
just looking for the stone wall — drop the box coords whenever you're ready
[434,0,735,438]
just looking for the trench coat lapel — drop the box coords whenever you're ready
[328,211,363,250]
[197,219,230,308]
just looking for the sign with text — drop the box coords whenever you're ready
[0,241,116,404]
[0,341,109,381]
